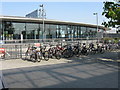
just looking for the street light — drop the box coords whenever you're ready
[39,4,46,42]
[93,12,99,43]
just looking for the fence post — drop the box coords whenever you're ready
[15,45,17,59]
[20,44,22,59]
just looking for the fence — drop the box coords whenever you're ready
[1,44,22,59]
[0,43,38,60]
[1,38,98,44]
[0,38,99,60]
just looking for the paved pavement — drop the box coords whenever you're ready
[0,50,120,88]
[0,59,3,89]
[0,58,8,89]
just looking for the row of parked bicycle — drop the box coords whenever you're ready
[24,42,120,62]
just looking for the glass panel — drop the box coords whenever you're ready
[69,25,73,39]
[4,21,14,40]
[73,26,78,38]
[77,26,81,38]
[67,25,71,39]
[85,27,98,40]
[39,24,43,39]
[45,24,51,39]
[59,25,67,38]
[56,25,59,38]
[26,23,39,39]
[81,27,87,38]
[50,24,57,38]
[12,22,25,39]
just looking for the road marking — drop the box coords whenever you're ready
[97,58,120,62]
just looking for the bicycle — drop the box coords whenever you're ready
[40,46,49,61]
[25,46,42,62]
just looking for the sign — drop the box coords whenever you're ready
[0,48,5,58]
[34,43,40,47]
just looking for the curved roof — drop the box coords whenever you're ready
[0,15,108,30]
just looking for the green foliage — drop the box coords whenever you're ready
[103,37,120,43]
[102,1,120,27]
[113,37,120,43]
[103,37,113,41]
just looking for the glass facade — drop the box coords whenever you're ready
[0,21,104,41]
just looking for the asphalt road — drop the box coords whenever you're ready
[1,50,120,88]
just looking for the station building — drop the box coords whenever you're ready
[0,15,107,43]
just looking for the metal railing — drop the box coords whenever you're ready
[1,44,22,59]
[0,38,100,59]
[1,38,98,44]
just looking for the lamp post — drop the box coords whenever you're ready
[2,23,5,44]
[40,4,46,42]
[93,12,99,43]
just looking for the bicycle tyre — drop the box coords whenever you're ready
[37,52,42,62]
[44,51,49,61]
[55,51,61,60]
[30,54,37,62]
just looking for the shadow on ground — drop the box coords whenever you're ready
[2,51,119,88]
[67,50,120,67]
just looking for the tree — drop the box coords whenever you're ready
[102,1,120,28]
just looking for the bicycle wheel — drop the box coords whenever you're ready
[55,51,61,60]
[74,49,79,55]
[82,49,88,56]
[37,52,42,62]
[25,52,29,60]
[62,49,69,58]
[69,50,74,57]
[30,54,37,62]
[84,50,89,56]
[91,48,96,55]
[44,51,49,61]
[100,49,105,54]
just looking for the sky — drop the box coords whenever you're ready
[0,0,117,33]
